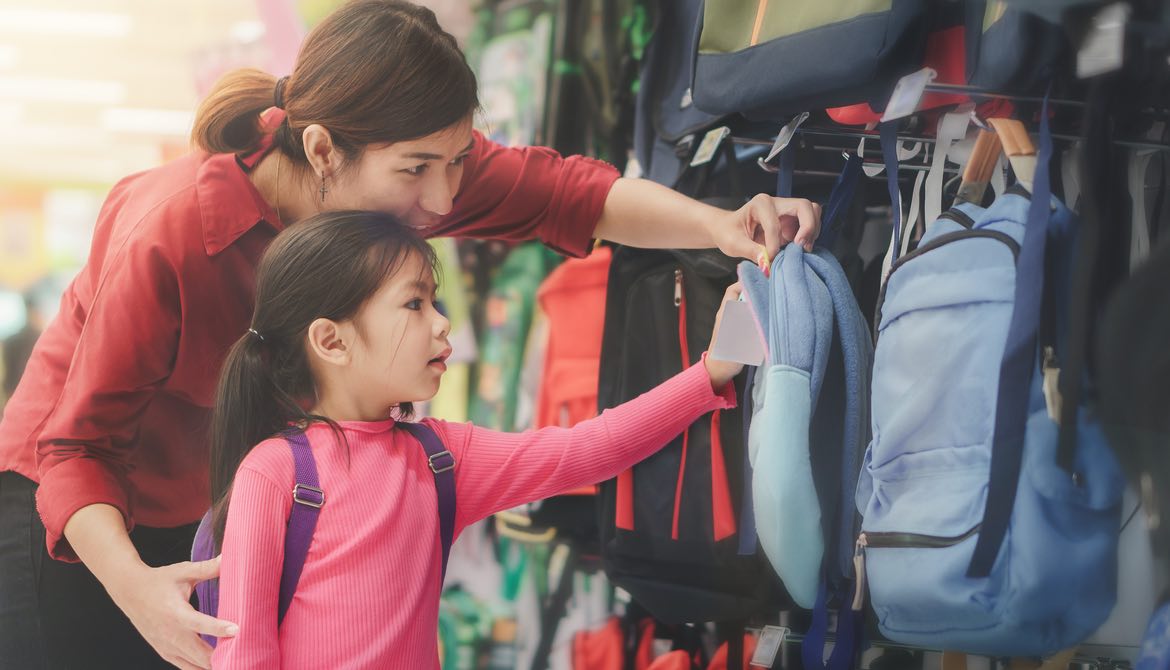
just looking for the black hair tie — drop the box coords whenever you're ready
[273,76,289,110]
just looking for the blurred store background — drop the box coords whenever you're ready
[0,0,474,406]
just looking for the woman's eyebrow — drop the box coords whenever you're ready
[402,138,475,161]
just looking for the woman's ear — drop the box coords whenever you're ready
[302,124,340,180]
[306,317,352,367]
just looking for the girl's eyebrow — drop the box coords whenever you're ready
[406,279,437,293]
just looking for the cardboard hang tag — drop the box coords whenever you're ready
[709,299,766,366]
[749,626,788,668]
[881,67,937,122]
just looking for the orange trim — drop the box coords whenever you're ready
[709,410,737,540]
[616,470,634,530]
[750,0,769,46]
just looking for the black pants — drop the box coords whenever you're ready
[0,471,199,669]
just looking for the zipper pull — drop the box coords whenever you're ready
[1042,346,1062,422]
[673,269,683,307]
[851,534,868,612]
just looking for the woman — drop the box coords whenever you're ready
[0,1,820,668]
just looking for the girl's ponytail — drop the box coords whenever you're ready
[209,331,304,550]
[191,68,279,154]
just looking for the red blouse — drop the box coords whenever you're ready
[0,130,619,560]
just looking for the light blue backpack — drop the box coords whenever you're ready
[739,245,873,611]
[855,102,1125,655]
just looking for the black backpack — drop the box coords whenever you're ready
[596,244,783,625]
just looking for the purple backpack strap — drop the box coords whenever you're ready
[278,429,322,624]
[399,421,457,582]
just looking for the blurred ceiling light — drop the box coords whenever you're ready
[231,20,266,43]
[0,76,126,104]
[102,107,195,136]
[0,103,22,123]
[0,8,132,38]
[0,45,18,69]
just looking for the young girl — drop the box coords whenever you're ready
[208,210,744,668]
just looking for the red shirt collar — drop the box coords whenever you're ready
[194,111,284,256]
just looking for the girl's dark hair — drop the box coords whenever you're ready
[209,210,439,549]
[191,0,478,163]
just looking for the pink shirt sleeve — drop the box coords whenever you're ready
[432,359,737,532]
[211,441,293,669]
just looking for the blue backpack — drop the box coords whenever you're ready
[855,102,1125,655]
[191,422,456,647]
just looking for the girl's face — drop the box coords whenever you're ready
[347,251,451,407]
[329,118,475,231]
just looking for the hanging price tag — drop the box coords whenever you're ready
[1077,2,1130,78]
[765,111,810,163]
[749,626,788,668]
[880,67,937,122]
[690,126,731,167]
[710,299,766,366]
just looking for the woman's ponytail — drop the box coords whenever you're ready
[191,68,279,154]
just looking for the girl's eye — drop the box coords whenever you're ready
[406,298,424,311]
[450,155,468,167]
[404,164,428,176]
[434,299,447,317]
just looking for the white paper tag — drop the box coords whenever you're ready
[749,626,788,668]
[1077,2,1130,78]
[881,67,937,122]
[690,126,731,167]
[709,299,766,366]
[765,111,810,163]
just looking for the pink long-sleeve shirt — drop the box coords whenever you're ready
[212,360,735,669]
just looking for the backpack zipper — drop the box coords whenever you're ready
[859,524,981,549]
[672,267,689,540]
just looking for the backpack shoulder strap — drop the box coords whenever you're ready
[400,421,457,581]
[279,429,323,624]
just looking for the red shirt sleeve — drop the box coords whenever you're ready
[430,131,621,258]
[34,232,182,560]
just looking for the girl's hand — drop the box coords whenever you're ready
[712,194,822,261]
[106,556,237,669]
[704,283,746,389]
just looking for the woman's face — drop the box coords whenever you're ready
[328,118,475,231]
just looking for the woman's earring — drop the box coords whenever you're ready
[319,174,329,203]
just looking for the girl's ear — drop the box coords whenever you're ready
[307,317,352,367]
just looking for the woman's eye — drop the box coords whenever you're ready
[434,299,447,317]
[450,155,467,167]
[404,164,428,176]
[406,298,423,310]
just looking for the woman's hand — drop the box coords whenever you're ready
[704,283,746,389]
[105,556,237,669]
[711,194,822,261]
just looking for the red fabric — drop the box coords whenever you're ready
[707,635,758,670]
[647,651,696,670]
[535,246,612,429]
[213,361,736,669]
[709,410,736,541]
[572,617,625,670]
[826,25,969,126]
[0,123,619,560]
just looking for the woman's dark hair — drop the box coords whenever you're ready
[209,210,439,549]
[191,0,478,164]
